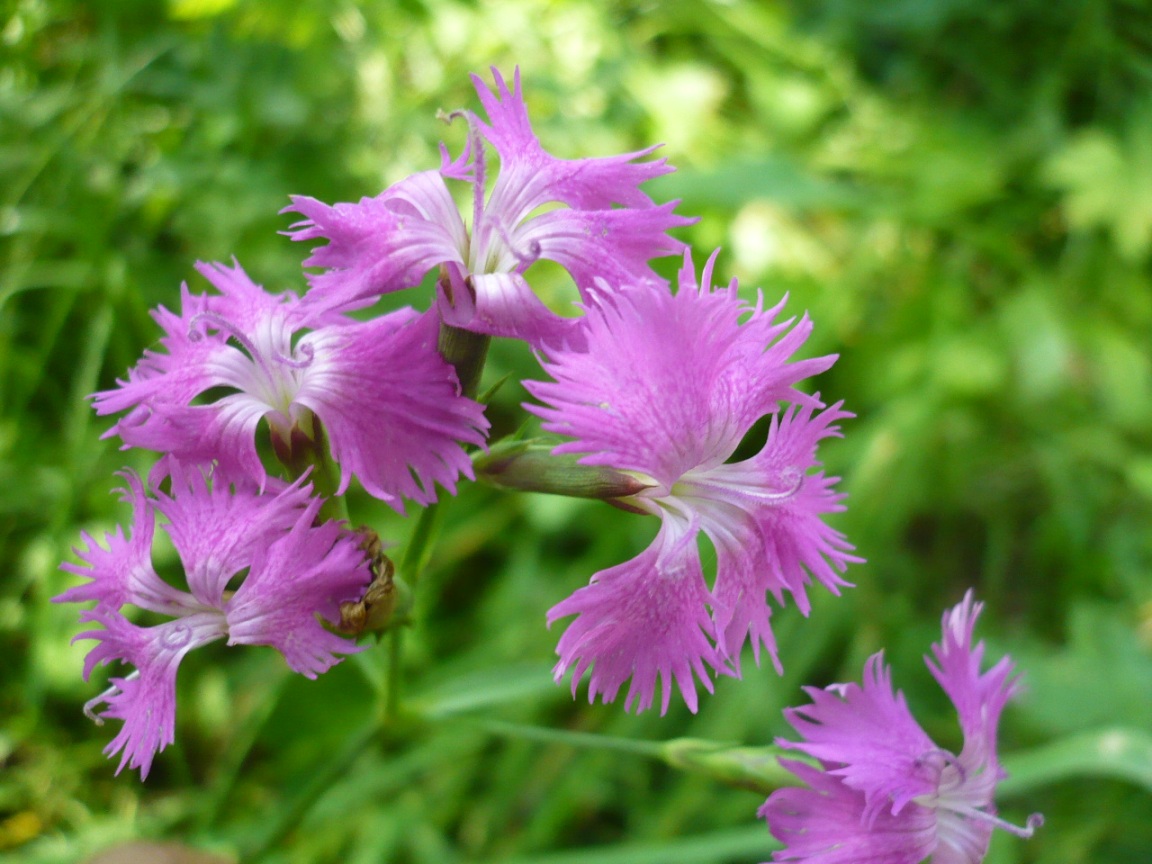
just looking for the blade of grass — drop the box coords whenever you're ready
[1000,727,1152,796]
[481,825,776,864]
[242,720,379,862]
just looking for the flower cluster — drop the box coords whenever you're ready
[61,67,692,777]
[59,69,1039,864]
[761,592,1042,862]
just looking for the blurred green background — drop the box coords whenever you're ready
[3,0,1151,861]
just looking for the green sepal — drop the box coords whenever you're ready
[474,438,654,502]
[660,739,810,794]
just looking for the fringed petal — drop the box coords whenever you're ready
[548,521,726,714]
[75,608,226,779]
[226,498,370,677]
[296,309,490,510]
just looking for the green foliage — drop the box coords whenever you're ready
[2,0,1150,862]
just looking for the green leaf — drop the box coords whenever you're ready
[1045,119,1152,261]
[1000,728,1152,796]
[472,722,805,795]
[1014,602,1152,737]
[488,826,776,864]
[412,663,560,718]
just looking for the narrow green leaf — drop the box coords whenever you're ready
[412,664,560,718]
[485,825,776,864]
[469,721,807,793]
[1000,728,1152,796]
[471,718,665,758]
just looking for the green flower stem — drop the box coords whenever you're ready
[660,738,809,794]
[380,316,490,721]
[470,719,807,794]
[381,498,444,722]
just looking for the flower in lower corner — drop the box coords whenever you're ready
[284,68,694,346]
[56,464,372,778]
[525,251,861,714]
[760,591,1043,863]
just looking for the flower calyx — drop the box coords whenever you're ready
[474,439,655,504]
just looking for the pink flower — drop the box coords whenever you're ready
[57,465,371,778]
[761,592,1043,863]
[284,68,693,346]
[526,252,860,713]
[94,259,488,511]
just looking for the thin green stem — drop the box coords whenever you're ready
[472,718,667,757]
[382,502,444,721]
[399,499,445,585]
[379,315,486,720]
[466,719,806,793]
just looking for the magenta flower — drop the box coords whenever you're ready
[526,253,860,713]
[284,68,693,346]
[761,592,1043,863]
[93,259,488,510]
[57,465,371,778]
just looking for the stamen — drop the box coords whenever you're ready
[469,115,488,234]
[82,669,140,725]
[188,311,261,360]
[672,466,805,511]
[276,341,315,370]
[494,220,542,271]
[438,108,488,234]
[743,470,804,502]
[948,803,1045,838]
[435,114,474,180]
[82,693,107,724]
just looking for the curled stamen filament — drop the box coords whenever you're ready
[276,341,315,370]
[945,803,1045,839]
[83,669,140,725]
[737,471,804,502]
[494,220,542,271]
[188,311,261,361]
[437,109,488,234]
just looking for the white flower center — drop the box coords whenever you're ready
[188,310,316,430]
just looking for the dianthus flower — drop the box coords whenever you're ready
[56,465,371,778]
[284,68,693,346]
[761,592,1043,863]
[93,259,488,510]
[525,253,860,713]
